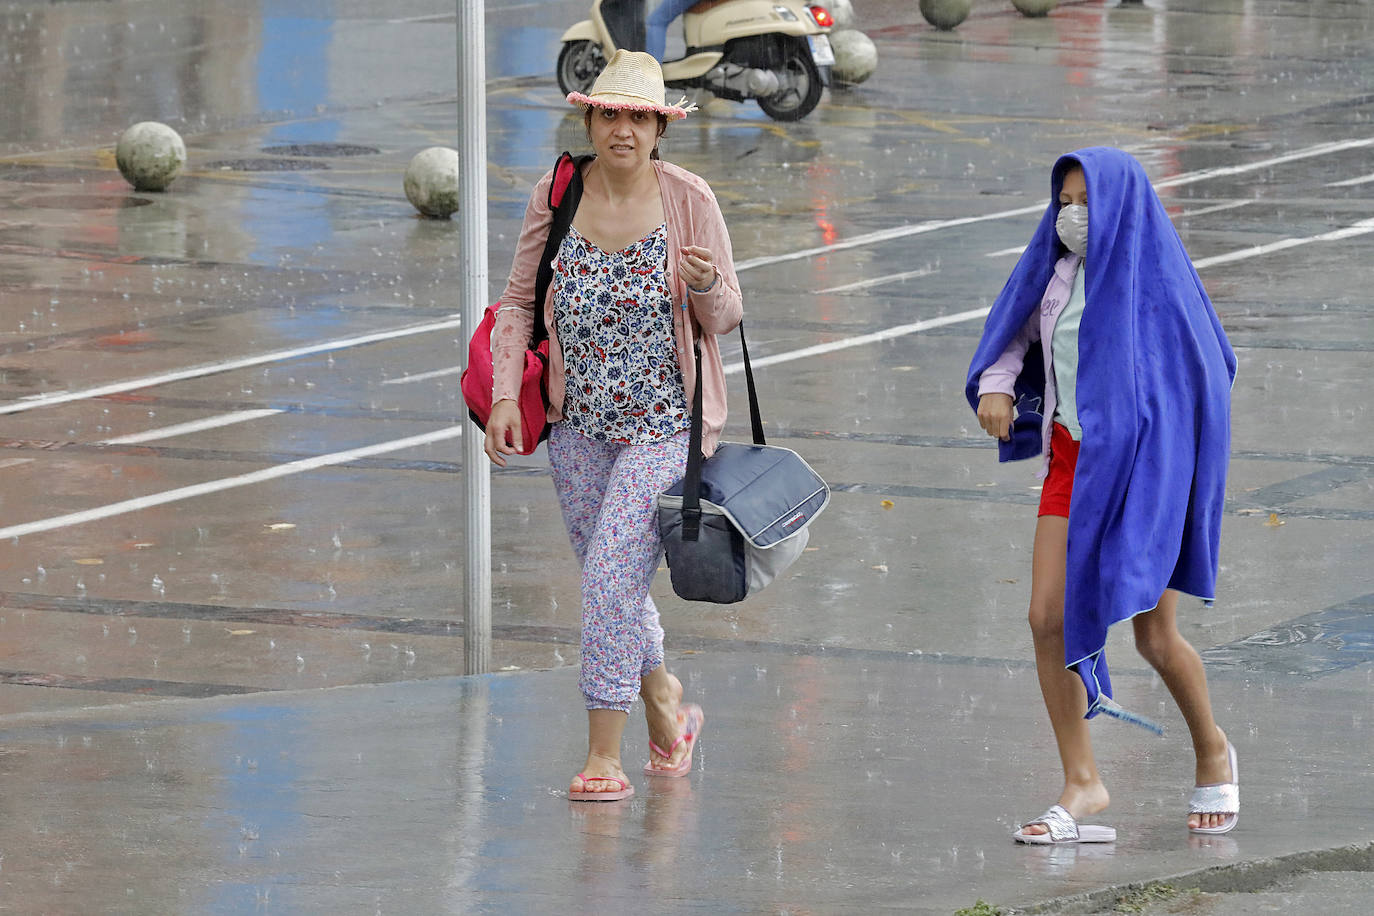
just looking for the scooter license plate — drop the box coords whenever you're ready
[808,34,835,67]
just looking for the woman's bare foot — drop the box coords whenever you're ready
[570,751,629,796]
[642,672,690,770]
[1018,781,1111,837]
[646,706,701,772]
[1189,727,1235,831]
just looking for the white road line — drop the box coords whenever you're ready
[833,203,1250,284]
[387,13,453,23]
[985,245,1027,258]
[7,140,1365,419]
[100,409,285,445]
[1179,200,1253,218]
[0,316,462,416]
[8,215,1370,539]
[1316,218,1374,241]
[727,214,1374,374]
[6,144,1371,540]
[1152,138,1374,190]
[724,309,993,374]
[0,426,464,541]
[814,266,938,294]
[981,206,1249,259]
[1328,172,1374,187]
[378,212,1374,383]
[1192,216,1374,269]
[736,204,1046,272]
[736,137,1374,273]
[382,366,462,385]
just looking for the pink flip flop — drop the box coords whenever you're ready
[644,703,704,777]
[568,774,634,802]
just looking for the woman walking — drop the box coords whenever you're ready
[486,50,742,801]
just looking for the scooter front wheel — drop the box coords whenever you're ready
[556,40,605,97]
[757,39,824,122]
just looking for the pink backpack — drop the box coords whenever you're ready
[461,152,587,455]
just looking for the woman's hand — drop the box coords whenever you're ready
[679,245,717,292]
[483,399,523,467]
[977,393,1014,441]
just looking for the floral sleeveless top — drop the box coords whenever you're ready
[553,223,690,444]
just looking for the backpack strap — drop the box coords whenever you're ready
[532,151,593,345]
[549,152,581,211]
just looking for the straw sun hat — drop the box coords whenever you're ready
[566,49,697,121]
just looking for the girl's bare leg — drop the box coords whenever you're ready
[1019,515,1110,836]
[1132,591,1233,830]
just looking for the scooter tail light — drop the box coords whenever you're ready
[808,5,834,28]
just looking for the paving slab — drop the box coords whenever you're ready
[0,648,1371,913]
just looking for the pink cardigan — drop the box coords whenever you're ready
[493,159,743,455]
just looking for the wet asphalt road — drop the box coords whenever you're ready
[0,0,1371,911]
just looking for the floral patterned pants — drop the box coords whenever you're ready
[547,423,690,712]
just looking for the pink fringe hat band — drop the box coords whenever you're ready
[566,91,695,121]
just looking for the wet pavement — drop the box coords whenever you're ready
[0,0,1372,911]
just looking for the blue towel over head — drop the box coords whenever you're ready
[966,148,1236,727]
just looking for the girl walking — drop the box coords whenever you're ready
[966,148,1240,842]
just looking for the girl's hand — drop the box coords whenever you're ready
[679,245,717,292]
[977,393,1014,441]
[484,399,523,467]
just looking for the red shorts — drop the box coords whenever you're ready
[1037,422,1080,518]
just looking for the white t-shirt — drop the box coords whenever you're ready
[1051,262,1086,440]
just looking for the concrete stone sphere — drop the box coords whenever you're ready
[1012,0,1057,16]
[115,121,186,192]
[404,147,461,219]
[830,29,879,85]
[826,0,857,29]
[919,0,972,30]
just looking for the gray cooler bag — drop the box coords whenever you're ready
[658,323,829,604]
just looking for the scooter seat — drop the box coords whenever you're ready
[687,0,731,13]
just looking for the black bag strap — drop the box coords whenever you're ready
[681,321,764,541]
[531,151,594,345]
[737,322,766,446]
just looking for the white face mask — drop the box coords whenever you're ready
[1056,204,1088,256]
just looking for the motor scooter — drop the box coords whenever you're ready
[558,0,836,122]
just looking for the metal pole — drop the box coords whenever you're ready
[458,0,491,675]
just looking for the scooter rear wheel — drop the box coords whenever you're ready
[556,40,605,97]
[757,39,824,122]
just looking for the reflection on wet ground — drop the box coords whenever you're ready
[0,0,1372,909]
[1204,594,1374,677]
